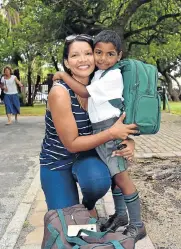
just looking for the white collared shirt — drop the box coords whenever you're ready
[87,69,124,123]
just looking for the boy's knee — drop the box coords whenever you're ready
[114,171,132,187]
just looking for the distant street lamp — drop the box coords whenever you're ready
[163,86,166,110]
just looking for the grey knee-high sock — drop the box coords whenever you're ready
[124,191,143,227]
[112,188,127,216]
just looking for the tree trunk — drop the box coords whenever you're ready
[52,56,59,71]
[114,27,127,57]
[162,72,179,101]
[27,65,33,106]
[169,74,181,95]
[47,74,54,94]
[114,0,151,56]
[32,75,41,101]
[14,69,21,93]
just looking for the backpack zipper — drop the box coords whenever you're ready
[132,60,139,124]
[142,62,151,95]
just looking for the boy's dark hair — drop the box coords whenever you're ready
[94,30,122,53]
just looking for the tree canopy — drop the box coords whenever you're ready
[1,0,181,102]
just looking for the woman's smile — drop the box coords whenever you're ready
[77,65,90,70]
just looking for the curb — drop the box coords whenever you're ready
[135,236,155,249]
[135,152,181,159]
[0,169,40,249]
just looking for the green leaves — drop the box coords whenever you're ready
[1,0,181,78]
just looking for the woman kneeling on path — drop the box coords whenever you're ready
[40,35,137,219]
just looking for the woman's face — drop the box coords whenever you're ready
[65,41,95,84]
[4,68,11,76]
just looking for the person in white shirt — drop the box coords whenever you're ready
[0,66,23,125]
[53,30,146,242]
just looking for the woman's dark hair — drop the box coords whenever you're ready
[3,66,13,74]
[62,35,94,75]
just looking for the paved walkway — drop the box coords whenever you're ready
[15,188,155,249]
[1,113,181,249]
[134,113,181,158]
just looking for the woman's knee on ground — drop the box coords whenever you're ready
[82,177,111,200]
[72,155,111,200]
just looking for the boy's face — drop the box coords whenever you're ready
[94,42,122,70]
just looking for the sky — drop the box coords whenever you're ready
[0,0,8,6]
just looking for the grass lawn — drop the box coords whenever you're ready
[0,101,180,116]
[0,104,46,116]
[162,101,181,115]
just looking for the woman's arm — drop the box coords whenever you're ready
[0,78,4,89]
[15,77,23,87]
[53,72,89,98]
[48,86,138,153]
[0,78,7,91]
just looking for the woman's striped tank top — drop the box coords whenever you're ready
[40,81,92,170]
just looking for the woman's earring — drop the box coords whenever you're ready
[64,60,70,69]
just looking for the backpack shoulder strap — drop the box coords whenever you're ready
[100,62,122,78]
[100,59,136,78]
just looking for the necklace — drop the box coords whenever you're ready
[72,76,87,86]
[72,76,87,110]
[76,94,86,110]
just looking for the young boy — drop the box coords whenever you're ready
[54,30,146,242]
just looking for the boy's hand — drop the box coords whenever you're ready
[53,72,64,81]
[112,139,135,161]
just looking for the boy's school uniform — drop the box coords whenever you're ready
[87,69,123,123]
[86,68,127,176]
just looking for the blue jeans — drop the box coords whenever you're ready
[40,150,111,210]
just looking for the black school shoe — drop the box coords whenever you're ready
[100,213,129,232]
[123,223,147,242]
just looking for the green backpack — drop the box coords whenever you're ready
[101,59,161,135]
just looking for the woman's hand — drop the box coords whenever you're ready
[108,113,138,140]
[112,139,135,161]
[53,71,64,81]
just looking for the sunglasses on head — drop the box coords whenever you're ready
[65,34,93,43]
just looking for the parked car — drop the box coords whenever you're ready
[35,91,48,103]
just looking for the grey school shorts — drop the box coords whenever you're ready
[92,117,127,177]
